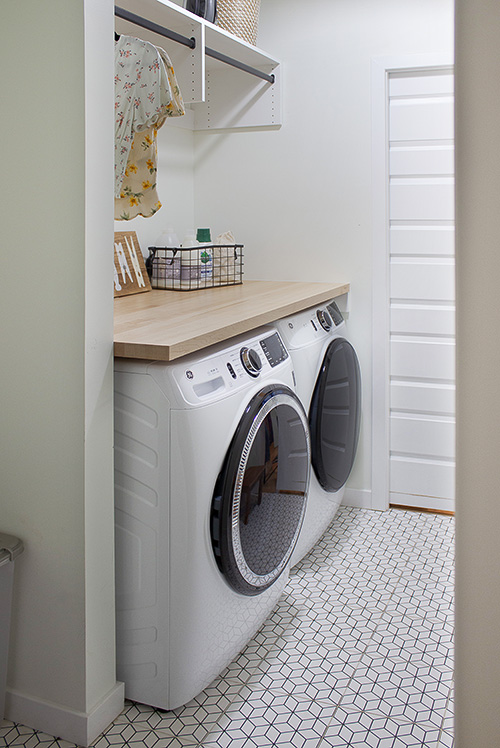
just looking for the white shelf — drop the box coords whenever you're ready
[115,0,281,129]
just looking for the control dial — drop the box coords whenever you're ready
[316,309,333,331]
[240,347,263,377]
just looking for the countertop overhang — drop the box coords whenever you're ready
[114,280,350,361]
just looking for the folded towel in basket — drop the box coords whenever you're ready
[213,231,237,283]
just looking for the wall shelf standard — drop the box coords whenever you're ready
[115,0,281,129]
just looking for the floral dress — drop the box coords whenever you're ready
[115,36,185,220]
[114,126,162,220]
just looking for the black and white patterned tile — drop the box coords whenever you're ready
[0,507,455,748]
[200,687,334,748]
[319,706,443,747]
[338,653,451,726]
[0,722,76,748]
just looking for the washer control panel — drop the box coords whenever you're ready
[170,330,290,404]
[316,308,333,332]
[240,346,263,377]
[327,300,344,326]
[260,332,289,367]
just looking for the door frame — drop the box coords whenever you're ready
[370,53,454,512]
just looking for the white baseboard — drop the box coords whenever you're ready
[5,681,124,747]
[342,488,375,509]
[390,492,455,513]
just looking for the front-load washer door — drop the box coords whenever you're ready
[211,385,310,596]
[309,338,361,493]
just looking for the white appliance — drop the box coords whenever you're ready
[114,328,310,710]
[276,300,361,566]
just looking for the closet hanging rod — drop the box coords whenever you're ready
[114,6,275,84]
[115,7,196,48]
[205,48,275,84]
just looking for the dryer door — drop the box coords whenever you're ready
[309,338,361,492]
[211,385,310,596]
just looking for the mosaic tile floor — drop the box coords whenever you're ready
[1,506,454,748]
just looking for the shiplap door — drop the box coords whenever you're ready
[388,69,455,512]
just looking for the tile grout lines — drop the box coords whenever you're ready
[0,507,454,748]
[300,525,451,746]
[316,564,420,748]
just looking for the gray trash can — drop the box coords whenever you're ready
[0,533,24,723]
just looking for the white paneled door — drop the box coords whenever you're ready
[388,69,455,512]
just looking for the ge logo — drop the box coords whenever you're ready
[288,322,293,329]
[186,370,194,380]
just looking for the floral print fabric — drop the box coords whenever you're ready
[157,46,185,120]
[115,36,185,218]
[114,126,162,220]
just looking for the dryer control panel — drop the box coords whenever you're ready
[276,301,346,350]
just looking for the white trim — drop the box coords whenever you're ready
[390,492,455,514]
[342,488,375,510]
[5,682,125,747]
[371,57,391,512]
[370,53,454,514]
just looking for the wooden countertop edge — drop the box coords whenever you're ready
[114,281,350,361]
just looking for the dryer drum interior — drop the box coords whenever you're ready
[211,385,310,596]
[309,337,361,493]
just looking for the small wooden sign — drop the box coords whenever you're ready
[114,231,151,297]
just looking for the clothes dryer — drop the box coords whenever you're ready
[114,328,310,710]
[276,300,361,566]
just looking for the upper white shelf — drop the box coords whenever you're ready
[115,0,281,129]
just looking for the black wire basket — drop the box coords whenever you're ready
[146,244,244,291]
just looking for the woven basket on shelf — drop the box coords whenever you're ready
[216,0,261,46]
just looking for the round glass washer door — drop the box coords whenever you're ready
[309,337,361,493]
[211,384,311,596]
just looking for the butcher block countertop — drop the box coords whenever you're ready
[114,280,349,361]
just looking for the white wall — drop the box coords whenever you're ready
[114,121,195,253]
[455,0,500,744]
[1,1,122,744]
[190,0,454,502]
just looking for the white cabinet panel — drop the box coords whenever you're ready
[390,413,455,459]
[194,66,281,129]
[390,97,454,142]
[389,72,454,98]
[390,144,454,176]
[390,455,455,500]
[390,226,455,256]
[380,66,456,511]
[390,178,455,221]
[391,303,455,336]
[390,258,455,301]
[391,381,455,416]
[391,338,455,381]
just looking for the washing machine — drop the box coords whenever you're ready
[276,300,361,566]
[114,327,310,710]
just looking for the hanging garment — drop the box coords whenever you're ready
[157,46,185,119]
[115,35,171,197]
[114,125,161,220]
[115,37,185,219]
